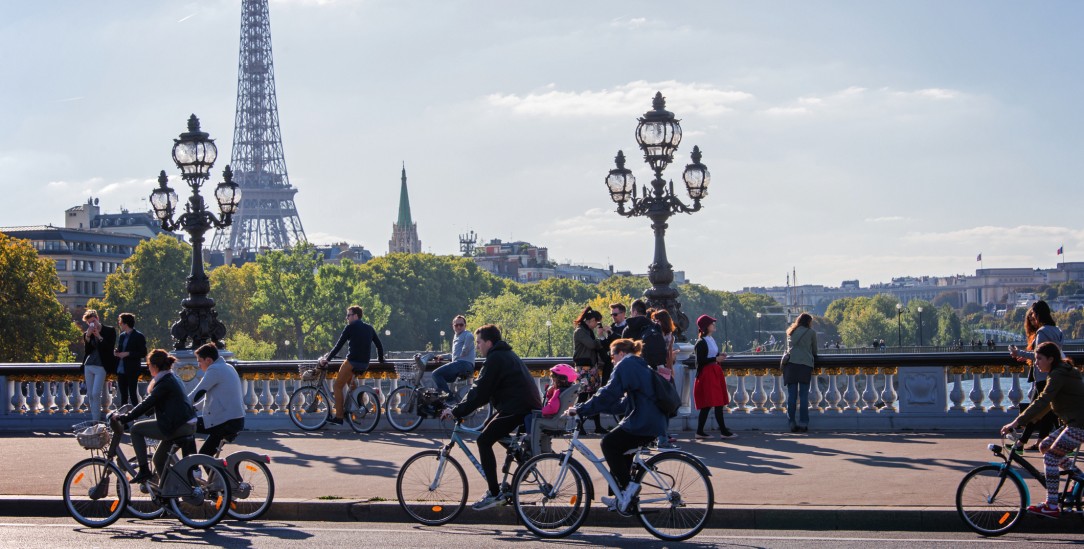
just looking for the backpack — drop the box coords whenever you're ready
[640,323,668,366]
[650,370,681,417]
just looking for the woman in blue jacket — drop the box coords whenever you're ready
[569,338,666,509]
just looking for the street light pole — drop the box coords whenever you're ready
[150,115,241,350]
[917,306,924,347]
[896,303,903,348]
[605,92,711,342]
[545,320,553,357]
[440,330,446,353]
[721,310,729,353]
[756,312,762,349]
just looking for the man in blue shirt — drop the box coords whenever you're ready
[432,315,476,403]
[319,305,386,425]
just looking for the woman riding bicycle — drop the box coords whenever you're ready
[115,349,197,484]
[568,338,666,510]
[1000,341,1084,518]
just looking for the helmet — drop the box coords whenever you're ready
[549,363,578,383]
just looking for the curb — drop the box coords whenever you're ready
[3,496,1080,533]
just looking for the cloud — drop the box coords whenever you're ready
[541,207,640,239]
[306,230,364,246]
[905,225,1081,243]
[177,13,197,23]
[864,216,907,222]
[485,81,754,117]
[609,16,649,30]
[756,86,971,117]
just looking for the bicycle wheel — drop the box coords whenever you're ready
[126,457,166,519]
[956,464,1026,536]
[461,403,491,432]
[287,386,330,431]
[227,458,275,521]
[386,386,423,432]
[635,453,714,541]
[167,462,233,529]
[513,454,590,538]
[63,457,129,528]
[346,386,381,434]
[396,450,468,526]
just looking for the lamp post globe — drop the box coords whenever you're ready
[150,115,238,350]
[721,310,729,352]
[605,92,711,341]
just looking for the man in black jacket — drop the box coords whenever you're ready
[114,312,148,406]
[621,299,652,341]
[442,324,541,510]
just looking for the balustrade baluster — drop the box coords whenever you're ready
[259,377,274,413]
[861,368,879,412]
[843,368,861,411]
[750,371,768,413]
[44,381,57,414]
[967,367,986,411]
[29,382,41,414]
[808,370,824,412]
[58,381,71,414]
[1007,366,1025,410]
[276,377,289,413]
[988,367,1005,412]
[880,368,898,412]
[769,370,785,413]
[949,367,966,411]
[732,371,749,413]
[244,377,258,414]
[72,382,84,415]
[824,369,842,412]
[6,379,16,413]
[103,381,114,413]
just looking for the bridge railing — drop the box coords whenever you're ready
[2,351,1075,431]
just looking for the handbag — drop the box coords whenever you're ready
[780,327,812,368]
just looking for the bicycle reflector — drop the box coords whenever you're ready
[432,506,443,513]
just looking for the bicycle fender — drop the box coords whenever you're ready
[223,450,270,470]
[651,450,713,477]
[988,462,1030,507]
[159,454,228,497]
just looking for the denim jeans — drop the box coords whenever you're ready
[432,359,474,396]
[787,382,810,426]
[84,365,108,422]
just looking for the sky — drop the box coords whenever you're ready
[2,0,1082,292]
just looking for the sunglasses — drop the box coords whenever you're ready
[610,312,622,317]
[453,323,465,327]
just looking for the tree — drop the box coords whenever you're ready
[0,233,80,361]
[226,332,276,361]
[88,234,190,350]
[209,261,261,339]
[467,291,582,357]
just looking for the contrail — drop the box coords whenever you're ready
[177,13,196,23]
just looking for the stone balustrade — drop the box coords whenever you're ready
[2,351,1074,431]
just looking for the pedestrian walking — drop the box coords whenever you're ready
[693,315,735,439]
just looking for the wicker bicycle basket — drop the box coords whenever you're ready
[395,362,420,382]
[299,363,319,381]
[73,421,111,450]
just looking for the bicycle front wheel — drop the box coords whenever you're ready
[386,386,423,432]
[461,403,491,431]
[227,458,275,521]
[288,386,330,431]
[513,453,590,538]
[126,457,166,519]
[63,457,129,528]
[167,462,233,529]
[636,453,714,541]
[956,464,1026,536]
[396,450,467,525]
[346,386,381,434]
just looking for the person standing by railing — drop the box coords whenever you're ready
[573,306,608,435]
[693,315,735,440]
[1010,300,1063,451]
[784,313,818,433]
[113,312,147,407]
[81,310,117,422]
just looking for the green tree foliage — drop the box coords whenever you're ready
[226,332,276,361]
[0,234,81,361]
[88,234,190,350]
[209,262,261,339]
[596,275,651,301]
[467,291,582,357]
[936,304,963,344]
[308,259,389,357]
[511,277,594,308]
[359,253,503,350]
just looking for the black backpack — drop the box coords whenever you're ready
[640,323,668,366]
[650,370,681,417]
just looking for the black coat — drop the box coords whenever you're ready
[116,329,148,375]
[121,372,196,436]
[621,316,652,341]
[82,325,118,374]
[452,341,542,418]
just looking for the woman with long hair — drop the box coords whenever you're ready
[572,306,608,434]
[1009,300,1064,450]
[650,309,678,448]
[784,313,818,433]
[1001,341,1084,518]
[693,315,735,439]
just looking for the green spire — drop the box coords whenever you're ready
[397,162,413,227]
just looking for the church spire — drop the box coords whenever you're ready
[389,162,421,254]
[397,162,413,227]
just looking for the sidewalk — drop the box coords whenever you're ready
[0,428,1072,532]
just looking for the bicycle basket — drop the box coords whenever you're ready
[73,421,110,450]
[394,362,420,382]
[299,364,319,381]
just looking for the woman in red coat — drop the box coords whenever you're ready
[693,315,735,439]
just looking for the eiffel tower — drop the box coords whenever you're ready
[211,0,306,261]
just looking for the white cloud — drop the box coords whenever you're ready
[609,16,649,30]
[864,216,907,222]
[905,225,1081,243]
[485,81,754,118]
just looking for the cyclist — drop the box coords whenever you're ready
[568,338,667,512]
[187,343,245,455]
[319,305,386,426]
[1000,341,1084,518]
[115,349,197,484]
[440,324,542,510]
[432,315,476,404]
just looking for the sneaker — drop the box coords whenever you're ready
[600,496,618,511]
[719,430,737,439]
[471,491,503,511]
[657,441,680,450]
[1027,502,1060,519]
[129,470,153,485]
[594,427,611,435]
[694,432,710,440]
[326,416,344,426]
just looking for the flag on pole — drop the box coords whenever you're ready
[1057,246,1063,255]
[976,253,982,262]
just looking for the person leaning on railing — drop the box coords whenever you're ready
[1001,341,1084,519]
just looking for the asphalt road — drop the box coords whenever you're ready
[0,518,1078,548]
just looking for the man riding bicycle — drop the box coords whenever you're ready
[431,315,476,405]
[1000,341,1084,518]
[440,324,541,510]
[319,305,386,426]
[188,343,245,455]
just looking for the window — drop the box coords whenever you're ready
[76,281,83,295]
[55,259,66,271]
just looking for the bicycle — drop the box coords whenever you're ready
[63,416,233,529]
[395,417,532,525]
[287,362,382,433]
[385,353,490,432]
[511,416,714,541]
[956,428,1084,536]
[159,431,276,521]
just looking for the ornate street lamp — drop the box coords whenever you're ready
[605,92,711,340]
[150,114,241,350]
[721,310,729,353]
[756,312,763,348]
[896,303,904,348]
[545,320,553,357]
[916,306,924,347]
